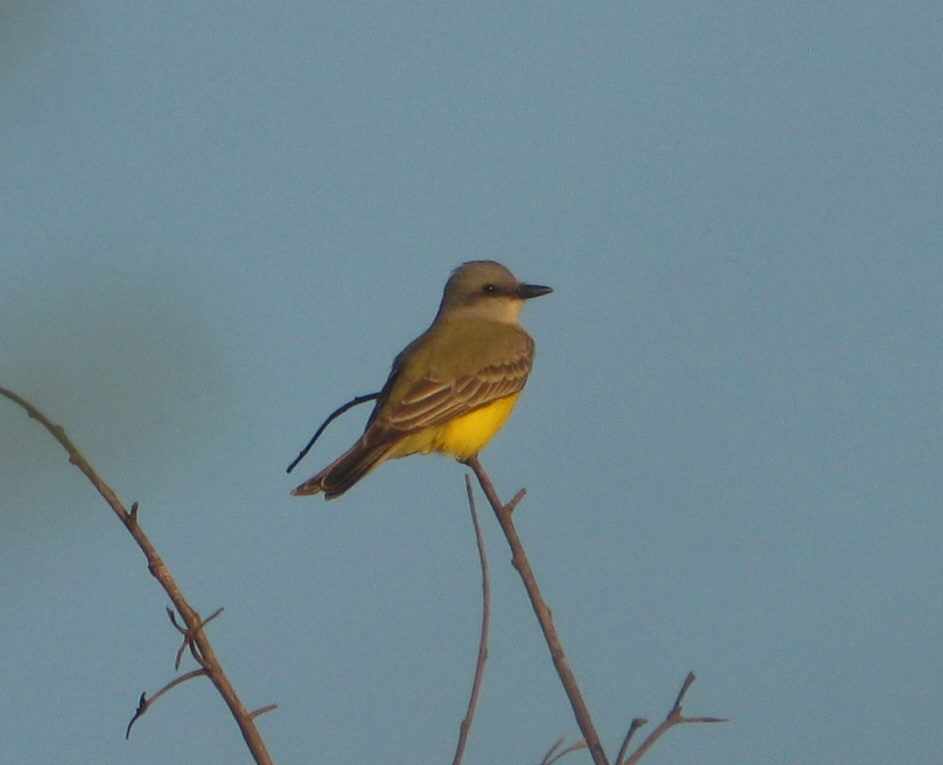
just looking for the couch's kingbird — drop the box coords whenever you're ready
[291,260,551,499]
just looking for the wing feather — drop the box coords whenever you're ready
[380,354,532,433]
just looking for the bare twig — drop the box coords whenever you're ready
[539,737,568,765]
[451,474,491,765]
[540,736,588,765]
[621,672,727,765]
[463,456,609,765]
[613,718,647,765]
[125,669,209,738]
[167,606,224,670]
[1,387,275,765]
[249,704,280,720]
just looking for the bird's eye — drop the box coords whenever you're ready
[483,283,497,294]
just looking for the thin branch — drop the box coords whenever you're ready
[540,736,588,765]
[125,669,209,739]
[613,718,647,765]
[622,672,728,765]
[539,737,568,765]
[451,474,491,765]
[463,456,609,765]
[249,704,280,720]
[168,606,224,670]
[1,387,274,765]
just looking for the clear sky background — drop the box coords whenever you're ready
[2,4,940,764]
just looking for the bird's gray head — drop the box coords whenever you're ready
[436,260,552,323]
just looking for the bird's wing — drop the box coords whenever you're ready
[381,353,533,432]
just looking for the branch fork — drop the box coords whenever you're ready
[1,387,276,765]
[461,456,726,765]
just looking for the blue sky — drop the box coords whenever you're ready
[2,4,941,764]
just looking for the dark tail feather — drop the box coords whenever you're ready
[291,438,395,499]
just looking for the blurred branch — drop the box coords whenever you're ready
[1,386,275,765]
[613,718,647,765]
[451,474,491,765]
[539,736,588,765]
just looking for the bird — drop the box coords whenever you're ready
[291,260,552,499]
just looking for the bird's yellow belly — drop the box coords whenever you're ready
[389,394,521,461]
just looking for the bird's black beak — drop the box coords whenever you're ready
[518,283,553,300]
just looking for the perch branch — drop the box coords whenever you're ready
[463,456,609,765]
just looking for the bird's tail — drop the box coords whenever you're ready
[291,437,395,500]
